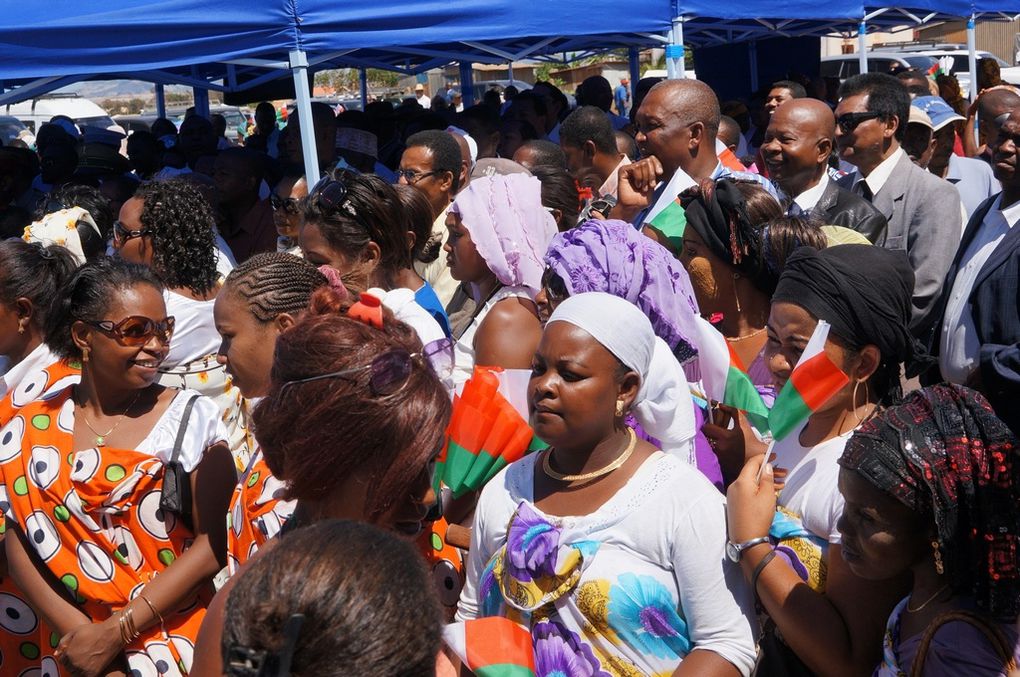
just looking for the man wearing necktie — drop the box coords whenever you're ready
[762,98,887,244]
[835,73,962,340]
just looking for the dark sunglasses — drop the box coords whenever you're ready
[280,349,423,399]
[269,194,301,215]
[836,111,883,134]
[540,269,570,305]
[310,173,358,218]
[395,168,440,185]
[87,315,175,346]
[113,220,152,243]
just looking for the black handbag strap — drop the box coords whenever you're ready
[170,394,201,466]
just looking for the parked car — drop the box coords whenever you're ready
[114,114,160,135]
[904,46,1020,93]
[820,52,938,81]
[2,93,124,136]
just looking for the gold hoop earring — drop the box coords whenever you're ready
[851,379,867,426]
[932,540,944,575]
[615,400,625,418]
[732,272,742,313]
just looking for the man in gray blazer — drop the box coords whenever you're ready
[836,73,962,339]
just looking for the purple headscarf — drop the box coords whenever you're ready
[449,174,557,298]
[544,219,701,363]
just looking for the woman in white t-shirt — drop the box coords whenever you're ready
[114,179,250,472]
[726,245,923,675]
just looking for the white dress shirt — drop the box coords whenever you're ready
[790,174,830,214]
[0,343,60,401]
[851,147,905,197]
[940,195,1020,383]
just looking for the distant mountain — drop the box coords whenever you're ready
[55,80,190,100]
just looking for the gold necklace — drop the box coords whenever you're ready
[77,391,143,447]
[906,583,950,613]
[542,428,636,483]
[725,326,767,342]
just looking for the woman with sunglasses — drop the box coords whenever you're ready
[725,245,923,676]
[836,385,1020,676]
[0,257,236,677]
[213,252,331,573]
[445,173,558,388]
[0,241,78,677]
[115,178,252,473]
[458,292,756,676]
[269,173,307,256]
[300,169,449,353]
[191,286,452,675]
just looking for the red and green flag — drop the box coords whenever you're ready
[768,320,849,440]
[692,316,770,432]
[642,168,695,255]
[443,617,536,677]
[435,367,546,498]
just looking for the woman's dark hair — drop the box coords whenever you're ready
[252,288,451,518]
[301,169,413,279]
[134,178,219,296]
[394,184,440,264]
[45,257,164,359]
[530,164,580,232]
[977,57,1002,92]
[762,214,828,274]
[223,252,327,323]
[222,519,441,677]
[0,240,78,336]
[35,183,114,261]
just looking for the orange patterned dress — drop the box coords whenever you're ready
[0,357,79,676]
[0,387,218,675]
[226,447,294,576]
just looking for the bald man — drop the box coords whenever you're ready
[615,79,773,225]
[762,98,888,243]
[965,87,1020,162]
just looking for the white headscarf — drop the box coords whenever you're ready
[22,207,101,265]
[547,292,697,464]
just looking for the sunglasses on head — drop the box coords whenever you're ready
[270,194,301,215]
[87,315,175,346]
[540,269,570,305]
[836,111,883,134]
[113,220,152,244]
[280,349,423,399]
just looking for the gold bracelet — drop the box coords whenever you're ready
[138,593,165,628]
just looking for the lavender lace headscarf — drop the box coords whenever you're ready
[449,174,557,299]
[544,219,701,363]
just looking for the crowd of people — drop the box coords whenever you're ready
[0,60,1019,676]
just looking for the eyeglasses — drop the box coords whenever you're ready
[395,168,440,185]
[270,194,301,215]
[87,315,175,346]
[310,174,358,218]
[113,220,152,244]
[280,349,424,399]
[836,111,883,134]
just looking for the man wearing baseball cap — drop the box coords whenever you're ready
[913,95,999,219]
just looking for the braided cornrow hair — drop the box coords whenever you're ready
[223,252,328,322]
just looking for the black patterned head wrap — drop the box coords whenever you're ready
[839,385,1020,622]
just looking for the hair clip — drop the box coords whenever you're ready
[316,265,350,301]
[346,291,385,329]
[225,614,305,677]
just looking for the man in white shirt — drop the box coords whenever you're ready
[929,108,1020,433]
[415,84,431,108]
[835,73,962,338]
[761,98,887,243]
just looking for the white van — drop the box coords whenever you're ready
[2,93,123,135]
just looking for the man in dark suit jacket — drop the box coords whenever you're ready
[928,108,1020,433]
[762,98,888,244]
[834,73,962,338]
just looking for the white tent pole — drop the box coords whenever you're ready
[290,49,321,186]
[858,20,868,74]
[668,17,685,79]
[665,30,677,80]
[967,15,978,101]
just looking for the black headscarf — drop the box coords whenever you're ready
[679,178,775,293]
[840,385,1020,622]
[772,244,919,368]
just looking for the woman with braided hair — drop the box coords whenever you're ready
[837,385,1020,675]
[213,252,333,572]
[115,178,252,472]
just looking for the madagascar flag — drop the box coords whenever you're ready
[443,618,536,677]
[642,167,696,255]
[768,320,849,441]
[436,367,545,498]
[691,316,770,432]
